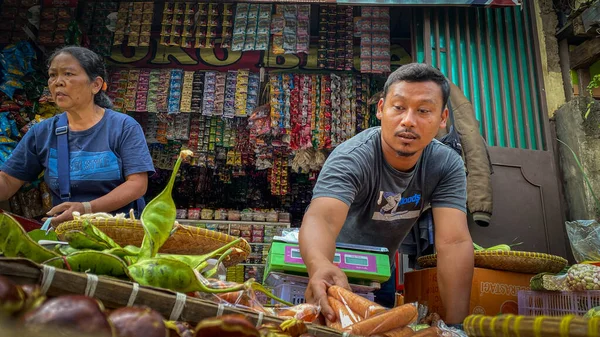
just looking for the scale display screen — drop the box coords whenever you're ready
[269,242,391,282]
[289,249,342,263]
[345,255,370,266]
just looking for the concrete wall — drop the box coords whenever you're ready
[534,0,567,117]
[535,0,600,221]
[555,97,600,220]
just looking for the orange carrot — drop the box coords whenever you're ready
[328,296,362,329]
[327,285,386,318]
[326,317,342,331]
[346,303,418,336]
[276,304,319,322]
[412,327,440,336]
[380,326,416,337]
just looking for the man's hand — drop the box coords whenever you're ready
[299,197,350,323]
[305,261,350,322]
[45,202,86,226]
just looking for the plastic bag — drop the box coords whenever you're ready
[530,270,569,291]
[436,320,469,337]
[189,279,320,323]
[323,285,418,335]
[566,220,600,263]
[566,264,600,291]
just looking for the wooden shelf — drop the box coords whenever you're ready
[176,219,289,226]
[238,263,266,266]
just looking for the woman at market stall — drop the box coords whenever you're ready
[0,46,154,225]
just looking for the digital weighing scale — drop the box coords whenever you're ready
[265,237,391,284]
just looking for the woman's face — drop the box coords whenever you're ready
[48,53,101,111]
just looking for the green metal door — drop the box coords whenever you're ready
[413,2,546,150]
[412,2,569,258]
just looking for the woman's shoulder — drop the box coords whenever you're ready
[28,113,63,135]
[104,109,142,128]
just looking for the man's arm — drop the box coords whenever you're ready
[299,197,350,322]
[0,172,25,202]
[432,207,474,325]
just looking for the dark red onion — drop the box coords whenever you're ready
[22,295,112,336]
[108,306,167,337]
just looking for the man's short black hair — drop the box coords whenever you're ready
[383,63,450,109]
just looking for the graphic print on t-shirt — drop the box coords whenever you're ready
[47,148,121,181]
[372,190,422,221]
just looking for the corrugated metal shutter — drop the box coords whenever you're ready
[413,2,546,150]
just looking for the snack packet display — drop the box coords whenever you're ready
[82,1,119,55]
[135,69,151,112]
[231,3,272,51]
[223,70,238,118]
[125,69,139,111]
[271,5,309,55]
[0,0,39,44]
[359,7,391,73]
[180,71,194,113]
[317,5,353,70]
[0,42,37,98]
[167,69,184,114]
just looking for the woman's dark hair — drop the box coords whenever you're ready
[48,46,113,109]
[383,63,450,111]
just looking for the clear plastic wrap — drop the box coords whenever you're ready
[323,285,416,335]
[566,220,600,263]
[530,271,569,291]
[191,279,320,323]
[567,263,600,291]
[324,288,468,336]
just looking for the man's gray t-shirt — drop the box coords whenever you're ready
[311,127,467,261]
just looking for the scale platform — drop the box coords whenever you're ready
[264,272,381,292]
[265,239,391,284]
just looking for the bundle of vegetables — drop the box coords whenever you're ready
[530,267,569,291]
[0,150,291,306]
[0,276,315,337]
[584,306,600,318]
[324,285,441,336]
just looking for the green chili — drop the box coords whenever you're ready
[103,245,139,260]
[44,251,131,279]
[138,151,190,260]
[64,231,111,250]
[56,244,81,256]
[128,257,247,294]
[201,248,233,279]
[248,281,293,306]
[81,221,121,249]
[0,213,60,263]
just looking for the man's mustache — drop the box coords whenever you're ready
[394,129,421,139]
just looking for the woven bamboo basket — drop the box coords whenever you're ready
[464,314,600,337]
[417,250,568,274]
[55,219,250,267]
